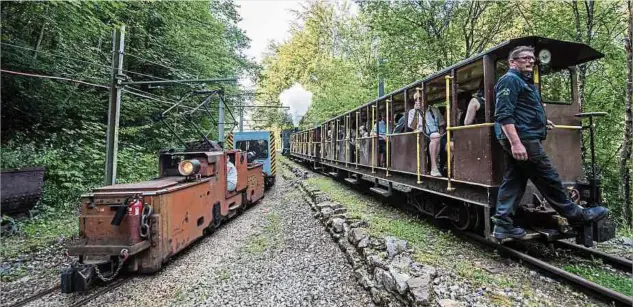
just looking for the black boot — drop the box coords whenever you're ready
[493,224,527,239]
[562,204,608,224]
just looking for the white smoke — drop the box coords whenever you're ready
[280,83,313,126]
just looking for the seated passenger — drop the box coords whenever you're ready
[226,155,237,192]
[408,91,449,177]
[393,112,405,134]
[464,85,486,126]
[359,124,369,138]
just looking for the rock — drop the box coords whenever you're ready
[408,275,432,306]
[354,268,374,289]
[320,207,334,219]
[622,237,633,247]
[374,268,396,292]
[315,201,336,210]
[330,218,345,233]
[348,227,369,246]
[370,288,383,304]
[438,299,466,307]
[332,207,347,215]
[389,267,410,294]
[349,220,369,228]
[368,255,388,270]
[390,254,412,272]
[385,236,407,259]
[357,237,369,248]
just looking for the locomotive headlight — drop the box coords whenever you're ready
[178,159,201,176]
[538,49,551,65]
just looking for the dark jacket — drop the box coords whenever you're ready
[494,68,547,140]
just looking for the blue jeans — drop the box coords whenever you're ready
[493,139,574,226]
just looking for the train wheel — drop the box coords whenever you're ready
[451,202,478,231]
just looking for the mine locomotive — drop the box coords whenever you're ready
[62,141,265,293]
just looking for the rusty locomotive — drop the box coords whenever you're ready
[289,36,616,247]
[62,143,266,293]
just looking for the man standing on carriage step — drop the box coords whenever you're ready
[492,45,608,239]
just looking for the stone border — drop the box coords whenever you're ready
[281,163,437,307]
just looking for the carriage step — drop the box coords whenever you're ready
[228,203,241,211]
[344,178,358,185]
[328,172,339,177]
[370,187,391,197]
[313,167,323,171]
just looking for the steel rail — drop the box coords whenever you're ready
[460,231,632,306]
[69,277,131,307]
[554,240,633,272]
[7,284,61,307]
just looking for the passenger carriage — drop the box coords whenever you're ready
[290,36,615,247]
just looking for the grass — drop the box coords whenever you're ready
[563,263,632,296]
[0,209,78,282]
[244,212,282,254]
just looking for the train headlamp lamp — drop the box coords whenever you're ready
[538,49,551,65]
[178,159,201,176]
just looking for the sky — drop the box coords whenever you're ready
[236,0,312,129]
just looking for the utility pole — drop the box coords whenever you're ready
[105,25,125,186]
[218,93,225,143]
[239,107,244,132]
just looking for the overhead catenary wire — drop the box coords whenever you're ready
[122,52,194,78]
[0,69,109,89]
[1,42,199,88]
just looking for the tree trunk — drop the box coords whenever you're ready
[620,0,633,229]
[33,5,49,60]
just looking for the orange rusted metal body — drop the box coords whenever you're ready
[68,149,264,273]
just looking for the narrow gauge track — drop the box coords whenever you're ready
[7,277,131,307]
[8,284,60,307]
[283,159,633,306]
[553,240,633,273]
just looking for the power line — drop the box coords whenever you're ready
[1,69,109,89]
[1,42,198,88]
[1,42,112,72]
[122,52,193,78]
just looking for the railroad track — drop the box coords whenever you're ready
[554,240,633,273]
[283,158,633,306]
[458,231,632,306]
[7,277,131,307]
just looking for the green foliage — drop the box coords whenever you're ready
[564,263,632,296]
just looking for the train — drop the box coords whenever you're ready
[62,140,268,293]
[288,36,616,248]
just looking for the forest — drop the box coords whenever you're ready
[254,0,633,230]
[0,0,631,237]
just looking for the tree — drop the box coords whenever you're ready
[621,0,633,229]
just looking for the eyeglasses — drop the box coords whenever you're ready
[514,56,535,62]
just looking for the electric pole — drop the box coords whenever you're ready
[105,25,125,186]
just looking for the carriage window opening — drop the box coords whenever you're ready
[236,140,269,160]
[540,69,572,105]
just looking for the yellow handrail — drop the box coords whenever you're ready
[345,115,349,167]
[416,130,422,184]
[372,105,376,174]
[445,75,455,192]
[448,123,495,131]
[555,125,582,130]
[386,99,390,177]
[355,111,359,169]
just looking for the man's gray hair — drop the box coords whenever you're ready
[508,46,535,61]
